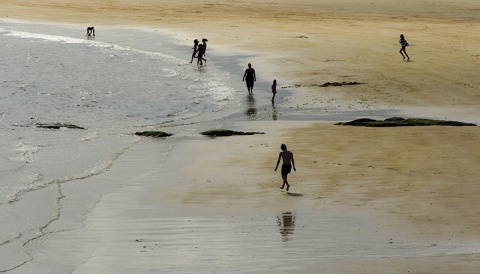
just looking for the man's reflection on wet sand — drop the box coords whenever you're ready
[271,103,277,120]
[245,94,257,117]
[277,212,296,242]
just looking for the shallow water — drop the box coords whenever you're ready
[0,21,240,202]
[0,20,258,271]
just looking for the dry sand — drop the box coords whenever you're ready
[2,0,480,273]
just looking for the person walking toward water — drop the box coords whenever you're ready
[200,39,208,64]
[86,26,95,37]
[274,144,296,191]
[399,34,410,61]
[202,38,208,56]
[271,79,277,104]
[190,39,199,63]
[242,63,256,95]
[197,43,206,65]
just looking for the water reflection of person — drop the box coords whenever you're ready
[245,94,257,117]
[272,104,277,120]
[277,212,296,242]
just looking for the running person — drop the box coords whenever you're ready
[399,34,410,61]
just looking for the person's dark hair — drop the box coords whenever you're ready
[281,144,287,150]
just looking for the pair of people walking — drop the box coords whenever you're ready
[190,38,208,65]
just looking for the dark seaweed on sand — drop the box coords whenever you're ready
[314,81,363,87]
[200,129,265,136]
[36,123,85,129]
[282,81,363,88]
[135,131,173,137]
[336,117,476,127]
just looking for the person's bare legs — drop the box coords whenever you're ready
[281,175,290,191]
[400,47,410,60]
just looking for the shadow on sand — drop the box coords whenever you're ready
[286,192,303,197]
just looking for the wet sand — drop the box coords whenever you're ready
[2,0,480,273]
[70,122,480,273]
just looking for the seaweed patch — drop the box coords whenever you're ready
[336,117,476,127]
[282,82,363,88]
[36,123,85,129]
[135,131,173,137]
[200,129,265,137]
[314,81,363,87]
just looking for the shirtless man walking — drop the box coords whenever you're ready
[274,144,296,191]
[242,63,256,95]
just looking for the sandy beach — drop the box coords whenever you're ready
[2,0,480,273]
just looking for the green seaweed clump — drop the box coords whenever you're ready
[336,117,476,127]
[200,129,265,136]
[135,131,173,137]
[36,123,85,129]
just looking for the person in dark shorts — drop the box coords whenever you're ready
[242,63,256,95]
[274,144,296,191]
